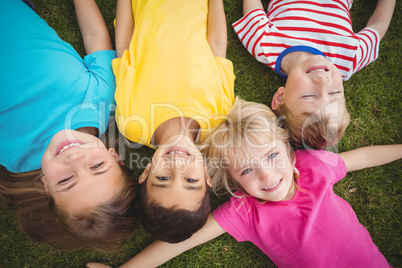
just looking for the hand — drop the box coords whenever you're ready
[86,263,112,268]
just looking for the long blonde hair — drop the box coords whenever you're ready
[0,164,138,252]
[201,98,299,197]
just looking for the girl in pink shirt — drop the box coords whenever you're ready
[87,98,400,268]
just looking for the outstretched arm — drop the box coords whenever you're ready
[365,0,396,40]
[86,214,226,268]
[339,144,402,172]
[207,0,227,58]
[115,0,134,58]
[73,0,113,54]
[243,0,264,15]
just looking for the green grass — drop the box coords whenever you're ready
[0,0,401,267]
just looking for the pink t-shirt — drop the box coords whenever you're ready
[213,150,389,267]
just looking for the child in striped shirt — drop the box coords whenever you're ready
[234,0,395,150]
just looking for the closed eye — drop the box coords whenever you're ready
[329,91,341,95]
[58,175,73,185]
[302,94,315,98]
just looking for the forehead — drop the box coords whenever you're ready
[227,139,286,165]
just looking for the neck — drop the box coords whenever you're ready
[153,117,200,146]
[280,51,314,75]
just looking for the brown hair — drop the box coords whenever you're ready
[273,104,350,150]
[201,98,299,197]
[136,177,211,243]
[0,163,138,252]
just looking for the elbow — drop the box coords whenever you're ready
[208,40,227,58]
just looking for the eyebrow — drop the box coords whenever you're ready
[232,148,276,170]
[150,182,202,191]
[57,166,112,192]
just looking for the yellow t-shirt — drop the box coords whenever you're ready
[113,0,235,148]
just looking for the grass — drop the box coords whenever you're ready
[0,0,401,267]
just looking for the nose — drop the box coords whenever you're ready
[175,157,186,167]
[63,150,85,165]
[258,167,273,183]
[164,154,192,168]
[313,75,329,85]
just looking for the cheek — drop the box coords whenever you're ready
[41,161,64,184]
[286,73,310,91]
[275,156,290,170]
[234,178,253,192]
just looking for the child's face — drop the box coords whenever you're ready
[139,135,212,211]
[228,139,295,202]
[272,55,347,123]
[41,130,124,215]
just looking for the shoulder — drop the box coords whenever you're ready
[214,192,256,217]
[295,150,346,182]
[295,150,339,165]
[213,193,259,240]
[295,150,344,173]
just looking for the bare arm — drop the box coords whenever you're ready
[339,144,402,172]
[73,0,113,54]
[243,0,264,15]
[365,0,396,40]
[207,0,227,58]
[115,0,134,58]
[86,214,225,268]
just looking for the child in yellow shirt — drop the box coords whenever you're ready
[113,0,235,242]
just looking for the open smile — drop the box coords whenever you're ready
[306,65,329,73]
[262,178,283,191]
[166,147,191,156]
[55,140,84,156]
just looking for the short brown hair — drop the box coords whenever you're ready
[136,176,211,243]
[0,164,138,252]
[273,104,350,150]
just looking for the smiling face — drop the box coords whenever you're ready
[272,55,347,123]
[139,135,212,211]
[41,130,124,215]
[228,139,295,202]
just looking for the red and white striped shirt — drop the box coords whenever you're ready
[233,0,379,81]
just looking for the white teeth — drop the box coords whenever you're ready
[308,68,326,73]
[59,143,81,154]
[168,150,188,155]
[264,180,281,190]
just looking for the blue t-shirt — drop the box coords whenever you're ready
[0,0,117,172]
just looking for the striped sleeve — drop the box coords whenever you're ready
[232,9,271,64]
[352,28,380,75]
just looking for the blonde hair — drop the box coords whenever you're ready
[201,98,299,197]
[274,104,350,150]
[0,164,138,252]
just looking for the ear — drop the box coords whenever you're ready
[41,176,50,199]
[139,163,151,184]
[204,167,212,187]
[271,87,285,110]
[109,148,124,166]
